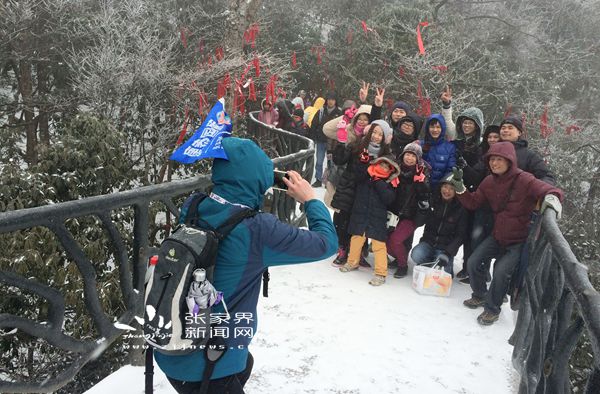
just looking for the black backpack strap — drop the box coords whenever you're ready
[183,192,210,227]
[214,208,257,239]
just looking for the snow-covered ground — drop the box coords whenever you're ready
[87,188,519,394]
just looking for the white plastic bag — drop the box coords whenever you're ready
[412,263,453,297]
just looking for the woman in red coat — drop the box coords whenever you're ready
[449,141,563,325]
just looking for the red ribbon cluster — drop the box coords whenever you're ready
[179,27,189,49]
[311,46,326,65]
[291,51,297,69]
[215,47,224,61]
[176,106,190,145]
[540,105,553,139]
[265,75,279,105]
[243,23,260,49]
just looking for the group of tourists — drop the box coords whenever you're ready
[257,84,563,326]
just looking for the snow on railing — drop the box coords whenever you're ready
[0,115,314,393]
[508,209,600,393]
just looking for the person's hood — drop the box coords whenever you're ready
[369,155,400,183]
[370,119,393,144]
[396,114,420,139]
[291,97,304,109]
[480,124,500,153]
[211,138,273,210]
[312,97,325,110]
[483,141,520,179]
[261,99,273,111]
[456,107,484,141]
[350,104,373,127]
[424,114,447,144]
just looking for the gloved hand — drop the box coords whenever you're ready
[449,167,466,194]
[435,254,450,267]
[418,200,429,210]
[540,194,562,219]
[359,148,370,163]
[456,156,468,170]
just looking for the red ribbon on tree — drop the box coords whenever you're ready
[504,104,513,117]
[248,79,257,101]
[243,23,260,49]
[253,56,261,77]
[383,59,390,71]
[416,21,429,55]
[311,46,326,65]
[265,75,278,105]
[215,46,224,61]
[179,27,188,49]
[566,124,581,135]
[361,21,369,34]
[277,87,287,99]
[176,106,190,145]
[540,105,553,139]
[416,80,431,117]
[346,29,353,44]
[385,98,394,111]
[198,91,208,115]
[217,73,231,99]
[291,51,297,69]
[398,66,406,79]
[198,39,205,54]
[432,65,448,74]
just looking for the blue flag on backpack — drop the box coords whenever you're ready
[170,99,233,163]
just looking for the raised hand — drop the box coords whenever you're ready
[440,85,452,105]
[374,87,385,107]
[359,81,370,103]
[359,148,370,163]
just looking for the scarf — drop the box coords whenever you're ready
[367,142,381,157]
[354,124,366,136]
[368,162,394,180]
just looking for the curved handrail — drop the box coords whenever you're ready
[0,114,314,393]
[509,210,600,393]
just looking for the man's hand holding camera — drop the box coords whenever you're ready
[282,170,316,203]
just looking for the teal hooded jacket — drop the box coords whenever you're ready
[154,137,338,382]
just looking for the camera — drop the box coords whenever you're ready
[273,170,289,191]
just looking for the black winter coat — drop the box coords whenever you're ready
[419,194,468,256]
[390,164,430,221]
[310,106,342,143]
[347,161,396,242]
[331,143,359,212]
[512,139,555,185]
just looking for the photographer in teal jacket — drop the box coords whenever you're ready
[156,137,338,393]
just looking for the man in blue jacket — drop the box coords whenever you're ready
[156,137,338,393]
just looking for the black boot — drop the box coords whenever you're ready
[393,266,408,278]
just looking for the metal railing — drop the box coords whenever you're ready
[0,113,314,393]
[509,210,600,393]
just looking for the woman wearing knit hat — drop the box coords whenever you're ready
[386,142,431,278]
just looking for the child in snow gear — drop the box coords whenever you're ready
[386,142,430,279]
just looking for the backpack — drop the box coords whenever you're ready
[143,192,256,355]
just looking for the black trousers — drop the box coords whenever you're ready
[333,210,351,250]
[167,353,254,394]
